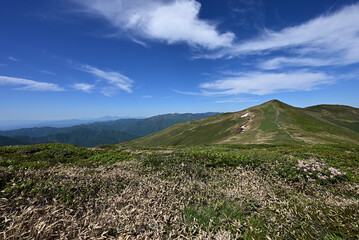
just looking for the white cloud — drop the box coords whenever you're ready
[142,95,153,98]
[72,0,234,49]
[72,83,95,92]
[0,76,64,91]
[40,70,56,75]
[203,3,359,69]
[198,71,333,95]
[100,87,119,97]
[257,57,335,70]
[173,89,205,96]
[80,65,133,94]
[130,38,150,48]
[185,3,359,97]
[234,3,359,54]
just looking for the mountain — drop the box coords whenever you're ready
[124,100,359,146]
[85,112,219,137]
[12,128,137,148]
[0,135,26,146]
[0,112,219,147]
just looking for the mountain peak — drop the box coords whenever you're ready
[125,100,359,146]
[265,99,283,104]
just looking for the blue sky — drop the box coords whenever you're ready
[1,0,359,120]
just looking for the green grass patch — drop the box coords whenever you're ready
[184,201,244,233]
[0,143,94,169]
[259,104,278,132]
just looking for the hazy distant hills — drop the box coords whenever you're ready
[0,112,219,147]
[125,100,359,146]
[0,116,132,131]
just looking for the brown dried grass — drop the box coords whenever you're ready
[1,153,358,239]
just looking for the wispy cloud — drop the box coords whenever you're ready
[100,87,119,97]
[71,83,95,92]
[71,0,234,49]
[0,76,64,91]
[187,3,359,97]
[179,71,333,96]
[215,3,359,68]
[257,57,334,70]
[8,56,18,62]
[80,65,134,95]
[39,70,56,75]
[131,38,150,48]
[173,89,206,96]
[142,95,153,98]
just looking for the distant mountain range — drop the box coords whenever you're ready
[3,100,359,148]
[124,100,359,146]
[0,116,142,131]
[0,113,219,147]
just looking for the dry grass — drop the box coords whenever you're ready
[1,145,358,239]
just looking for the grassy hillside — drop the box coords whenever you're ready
[125,100,359,146]
[276,101,359,144]
[304,104,359,134]
[1,143,358,239]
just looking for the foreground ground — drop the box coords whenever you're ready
[0,143,358,239]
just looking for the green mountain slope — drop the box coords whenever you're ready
[124,100,359,146]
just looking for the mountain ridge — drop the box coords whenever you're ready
[124,100,359,146]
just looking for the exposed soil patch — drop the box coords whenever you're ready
[235,112,253,134]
